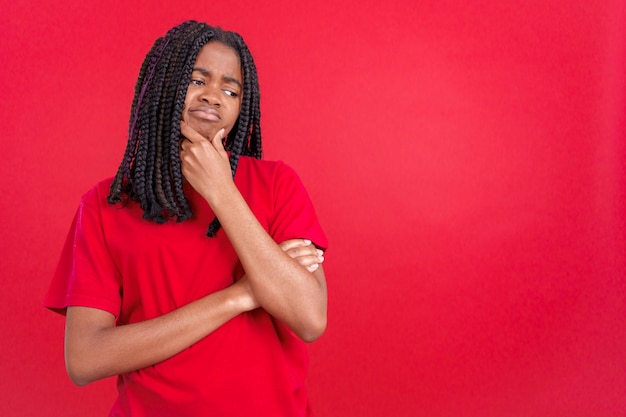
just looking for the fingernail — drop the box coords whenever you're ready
[303,239,312,245]
[316,249,323,256]
[307,264,319,272]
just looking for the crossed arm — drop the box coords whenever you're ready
[65,124,327,386]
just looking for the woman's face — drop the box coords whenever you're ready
[182,41,242,140]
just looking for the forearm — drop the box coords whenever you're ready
[65,283,253,385]
[179,124,327,341]
[208,184,327,342]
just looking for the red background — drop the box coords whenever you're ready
[1,1,625,416]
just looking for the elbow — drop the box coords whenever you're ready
[69,376,91,387]
[66,367,92,387]
[297,314,327,343]
[66,362,93,387]
[65,355,100,387]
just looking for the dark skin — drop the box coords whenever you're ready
[64,42,327,386]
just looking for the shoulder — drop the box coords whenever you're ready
[236,156,299,182]
[236,156,289,172]
[236,157,314,206]
[234,157,310,211]
[78,177,116,209]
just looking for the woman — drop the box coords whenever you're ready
[45,21,328,416]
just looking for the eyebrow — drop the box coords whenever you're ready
[192,67,243,89]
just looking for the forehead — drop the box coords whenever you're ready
[193,42,242,77]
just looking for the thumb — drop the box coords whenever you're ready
[212,128,226,151]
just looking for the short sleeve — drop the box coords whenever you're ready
[269,162,328,250]
[44,189,122,317]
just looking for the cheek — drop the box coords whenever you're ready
[182,87,195,105]
[228,103,242,128]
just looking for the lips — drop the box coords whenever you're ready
[189,106,221,121]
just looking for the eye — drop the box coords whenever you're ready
[190,79,205,86]
[224,90,238,98]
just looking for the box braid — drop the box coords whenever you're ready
[108,21,262,237]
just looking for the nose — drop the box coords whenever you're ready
[200,85,221,107]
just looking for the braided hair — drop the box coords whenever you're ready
[108,21,262,237]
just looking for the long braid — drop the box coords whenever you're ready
[159,36,190,217]
[144,26,186,217]
[109,36,170,204]
[109,21,263,237]
[153,27,198,219]
[152,39,177,217]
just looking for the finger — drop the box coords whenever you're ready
[290,250,325,267]
[279,238,312,252]
[293,248,324,260]
[211,128,226,152]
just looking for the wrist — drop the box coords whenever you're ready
[202,181,238,210]
[225,279,258,313]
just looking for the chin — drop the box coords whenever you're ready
[194,125,216,140]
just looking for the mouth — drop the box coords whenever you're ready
[188,106,221,122]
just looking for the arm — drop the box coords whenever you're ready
[65,277,257,386]
[180,124,328,342]
[64,238,323,386]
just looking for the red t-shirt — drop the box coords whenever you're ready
[44,157,328,417]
